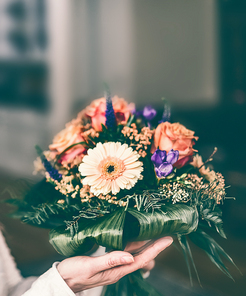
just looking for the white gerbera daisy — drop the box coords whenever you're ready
[79,142,143,195]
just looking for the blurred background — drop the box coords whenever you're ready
[0,0,246,295]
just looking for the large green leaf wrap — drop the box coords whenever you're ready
[49,204,198,257]
[49,208,127,256]
[127,204,198,241]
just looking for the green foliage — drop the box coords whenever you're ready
[50,208,127,256]
[3,177,112,228]
[129,191,163,212]
[65,208,109,237]
[102,270,163,296]
[2,179,32,200]
[4,179,67,227]
[177,235,200,286]
[189,229,240,279]
[49,204,198,256]
[127,204,198,242]
[199,206,226,239]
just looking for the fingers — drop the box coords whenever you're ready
[57,237,172,293]
[132,236,173,270]
[112,236,173,276]
[90,251,134,273]
[142,259,155,272]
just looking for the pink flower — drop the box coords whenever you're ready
[151,122,198,168]
[49,122,86,163]
[84,96,135,131]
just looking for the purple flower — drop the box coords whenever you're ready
[166,149,179,164]
[155,163,174,178]
[105,90,116,130]
[42,158,62,181]
[151,149,179,178]
[132,108,143,118]
[35,145,62,181]
[143,105,157,121]
[151,149,167,167]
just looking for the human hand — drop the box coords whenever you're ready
[124,240,157,272]
[57,236,173,293]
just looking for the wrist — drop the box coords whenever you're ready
[57,262,84,293]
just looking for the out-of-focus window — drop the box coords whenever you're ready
[0,0,48,112]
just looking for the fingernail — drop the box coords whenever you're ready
[163,236,173,246]
[121,255,134,264]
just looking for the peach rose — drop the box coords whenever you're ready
[151,122,198,168]
[49,122,86,163]
[84,96,135,131]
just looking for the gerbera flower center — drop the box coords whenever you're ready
[107,165,115,173]
[98,157,125,180]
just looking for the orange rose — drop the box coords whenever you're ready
[84,96,135,131]
[49,122,86,163]
[151,122,198,168]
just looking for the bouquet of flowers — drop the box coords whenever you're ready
[6,92,238,295]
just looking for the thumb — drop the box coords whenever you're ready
[91,251,134,273]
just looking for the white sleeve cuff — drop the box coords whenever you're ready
[22,262,80,296]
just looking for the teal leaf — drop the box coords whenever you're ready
[49,208,126,256]
[189,229,240,279]
[177,235,201,286]
[126,204,198,241]
[49,204,198,257]
[102,270,163,296]
[201,208,226,239]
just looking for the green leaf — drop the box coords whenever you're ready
[49,204,198,257]
[102,270,163,296]
[126,114,135,127]
[23,179,64,205]
[215,223,227,239]
[189,229,240,279]
[101,124,108,133]
[102,275,130,296]
[177,235,201,286]
[201,208,226,238]
[2,179,32,200]
[126,204,198,241]
[49,208,126,256]
[129,270,164,296]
